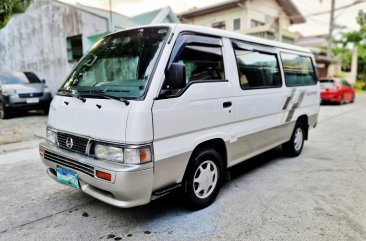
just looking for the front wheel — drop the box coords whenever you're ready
[183,148,224,210]
[282,121,305,157]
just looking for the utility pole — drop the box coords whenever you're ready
[275,9,283,42]
[327,0,335,58]
[109,0,114,32]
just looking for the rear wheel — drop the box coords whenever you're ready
[339,94,344,105]
[0,103,10,119]
[350,94,355,103]
[183,148,224,210]
[283,121,305,157]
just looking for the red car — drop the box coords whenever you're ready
[320,78,355,104]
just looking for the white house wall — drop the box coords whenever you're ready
[0,0,108,94]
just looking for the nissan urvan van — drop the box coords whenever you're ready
[39,24,320,209]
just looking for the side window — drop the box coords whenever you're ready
[234,47,281,89]
[174,44,225,84]
[281,53,317,86]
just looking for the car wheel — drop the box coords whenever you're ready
[183,148,224,210]
[0,104,10,119]
[339,95,344,105]
[283,121,305,157]
[43,106,50,115]
[350,94,355,103]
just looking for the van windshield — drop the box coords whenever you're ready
[60,27,169,99]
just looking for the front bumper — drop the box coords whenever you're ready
[4,93,52,111]
[39,141,154,208]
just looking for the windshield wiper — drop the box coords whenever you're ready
[78,89,130,106]
[58,89,86,103]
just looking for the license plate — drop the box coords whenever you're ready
[56,167,80,189]
[26,97,39,103]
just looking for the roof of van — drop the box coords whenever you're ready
[107,23,312,54]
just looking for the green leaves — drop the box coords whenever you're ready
[0,0,32,29]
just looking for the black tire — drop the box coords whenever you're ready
[0,104,10,119]
[43,106,50,115]
[339,95,344,105]
[282,121,305,157]
[350,94,355,103]
[183,148,224,210]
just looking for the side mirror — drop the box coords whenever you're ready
[165,63,186,89]
[41,79,46,84]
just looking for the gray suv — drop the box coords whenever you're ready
[0,71,52,119]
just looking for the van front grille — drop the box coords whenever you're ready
[18,92,43,98]
[44,150,94,177]
[57,132,89,154]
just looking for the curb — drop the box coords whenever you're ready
[0,137,45,154]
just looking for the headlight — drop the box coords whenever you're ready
[46,128,57,144]
[2,89,16,96]
[94,144,152,164]
[44,87,50,93]
[95,144,123,163]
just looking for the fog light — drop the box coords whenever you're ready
[96,170,111,181]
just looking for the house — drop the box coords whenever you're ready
[178,0,305,43]
[0,0,179,94]
[296,35,341,79]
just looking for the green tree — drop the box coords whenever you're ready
[333,10,366,84]
[0,0,32,29]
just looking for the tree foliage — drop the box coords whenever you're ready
[333,10,366,83]
[0,0,32,28]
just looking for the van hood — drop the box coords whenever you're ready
[48,95,131,143]
[2,83,45,94]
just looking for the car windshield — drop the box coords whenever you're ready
[0,72,29,84]
[60,27,170,99]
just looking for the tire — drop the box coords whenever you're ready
[339,95,344,105]
[350,94,355,103]
[183,148,224,210]
[43,106,50,115]
[282,121,305,157]
[0,104,10,119]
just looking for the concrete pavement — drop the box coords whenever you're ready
[1,96,366,241]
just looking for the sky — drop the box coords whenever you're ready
[59,0,366,37]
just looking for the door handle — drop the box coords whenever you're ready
[223,101,232,108]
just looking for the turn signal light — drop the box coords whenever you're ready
[96,170,111,181]
[39,148,45,157]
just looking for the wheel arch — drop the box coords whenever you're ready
[192,138,227,168]
[297,115,309,140]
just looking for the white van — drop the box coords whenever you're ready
[39,24,320,209]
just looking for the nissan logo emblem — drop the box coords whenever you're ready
[65,137,73,149]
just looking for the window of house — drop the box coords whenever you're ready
[67,35,83,62]
[174,44,225,85]
[250,19,265,28]
[233,18,241,30]
[281,53,317,86]
[234,46,281,89]
[212,21,226,29]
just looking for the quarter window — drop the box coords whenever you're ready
[234,47,281,89]
[281,53,317,86]
[174,44,225,84]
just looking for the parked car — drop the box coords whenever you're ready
[320,78,355,104]
[0,71,52,119]
[39,24,319,210]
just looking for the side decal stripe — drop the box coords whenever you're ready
[282,88,296,110]
[285,91,305,122]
